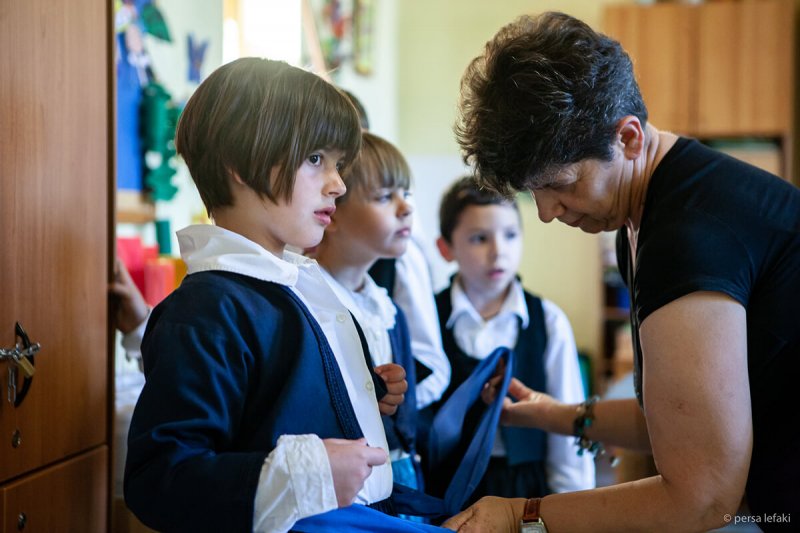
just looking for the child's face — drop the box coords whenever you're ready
[440,203,522,297]
[267,149,347,251]
[333,185,414,262]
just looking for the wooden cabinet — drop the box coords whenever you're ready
[0,0,111,530]
[696,0,794,137]
[604,0,795,178]
[0,447,108,532]
[600,0,797,388]
[604,3,695,134]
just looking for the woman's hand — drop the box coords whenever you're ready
[442,496,527,532]
[496,377,563,431]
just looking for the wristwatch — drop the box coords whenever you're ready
[520,498,548,533]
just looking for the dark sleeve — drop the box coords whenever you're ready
[635,210,752,323]
[124,297,267,533]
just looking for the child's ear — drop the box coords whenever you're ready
[227,167,246,185]
[436,236,455,262]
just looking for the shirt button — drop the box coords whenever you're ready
[336,313,347,323]
[365,380,374,391]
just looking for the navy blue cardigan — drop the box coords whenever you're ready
[125,271,368,532]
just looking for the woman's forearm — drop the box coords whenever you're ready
[539,474,735,533]
[531,397,651,453]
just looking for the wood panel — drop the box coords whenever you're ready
[1,447,107,532]
[604,3,695,134]
[696,0,794,136]
[0,0,109,484]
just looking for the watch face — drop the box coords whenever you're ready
[520,522,547,533]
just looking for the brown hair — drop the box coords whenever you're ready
[339,132,411,203]
[438,176,519,243]
[175,57,362,213]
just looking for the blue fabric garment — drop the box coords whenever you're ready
[426,286,549,503]
[381,306,418,454]
[127,270,511,531]
[421,346,513,516]
[293,504,446,532]
[294,347,513,530]
[434,286,548,466]
[125,271,368,532]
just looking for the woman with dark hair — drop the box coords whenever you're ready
[445,11,800,533]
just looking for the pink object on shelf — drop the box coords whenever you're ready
[117,237,146,295]
[143,258,176,307]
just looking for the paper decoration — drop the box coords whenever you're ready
[187,33,209,83]
[141,2,172,42]
[140,81,181,201]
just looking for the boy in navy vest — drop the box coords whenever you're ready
[427,176,595,503]
[314,132,422,494]
[124,58,398,532]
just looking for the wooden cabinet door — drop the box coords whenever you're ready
[0,0,110,499]
[696,0,794,136]
[604,3,695,134]
[0,447,108,532]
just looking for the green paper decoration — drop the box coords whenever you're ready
[140,81,182,201]
[141,3,172,42]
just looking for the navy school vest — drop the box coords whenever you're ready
[433,284,549,466]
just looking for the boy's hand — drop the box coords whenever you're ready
[109,258,149,334]
[374,363,407,416]
[323,438,388,507]
[480,357,506,405]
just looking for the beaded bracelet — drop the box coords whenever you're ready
[572,395,617,465]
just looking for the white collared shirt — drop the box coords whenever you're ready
[177,224,392,532]
[393,237,451,408]
[319,269,396,367]
[447,277,596,493]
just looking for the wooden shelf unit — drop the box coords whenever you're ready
[599,0,797,389]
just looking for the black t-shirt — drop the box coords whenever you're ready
[617,137,800,520]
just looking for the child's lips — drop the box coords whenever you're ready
[314,206,336,225]
[488,268,505,279]
[396,227,411,238]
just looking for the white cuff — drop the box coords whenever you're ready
[253,434,337,533]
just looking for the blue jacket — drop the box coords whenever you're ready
[125,271,368,532]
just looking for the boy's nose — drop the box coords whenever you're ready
[531,190,562,223]
[326,170,346,198]
[488,238,502,259]
[398,197,414,218]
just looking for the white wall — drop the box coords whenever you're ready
[335,0,399,144]
[394,1,635,358]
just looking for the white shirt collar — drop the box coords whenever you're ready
[177,224,317,287]
[447,276,529,329]
[319,269,397,331]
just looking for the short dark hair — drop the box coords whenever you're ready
[455,12,647,195]
[340,132,411,203]
[175,57,362,214]
[439,176,519,243]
